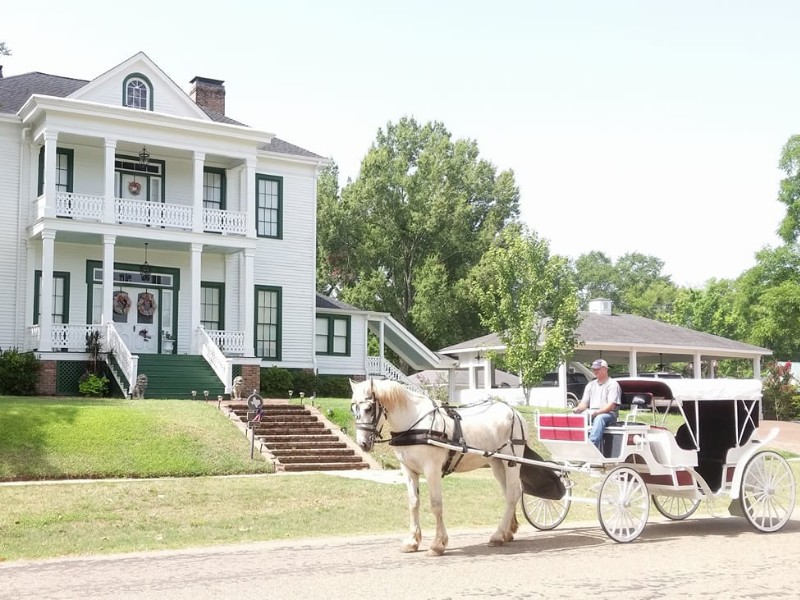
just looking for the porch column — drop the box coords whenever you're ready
[190,243,203,353]
[38,230,56,351]
[468,364,477,390]
[42,132,58,218]
[104,139,117,223]
[102,235,116,323]
[693,353,703,379]
[752,357,761,379]
[379,319,385,368]
[224,252,238,330]
[628,350,638,376]
[483,358,492,390]
[245,158,256,238]
[243,248,255,357]
[192,152,205,233]
[558,361,568,407]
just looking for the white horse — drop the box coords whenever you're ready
[351,378,552,556]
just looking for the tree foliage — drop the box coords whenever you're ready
[0,42,10,56]
[316,117,520,350]
[777,135,800,243]
[469,225,580,403]
[573,251,677,318]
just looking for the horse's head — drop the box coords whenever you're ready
[350,379,386,452]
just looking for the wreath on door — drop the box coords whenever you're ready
[113,291,132,315]
[128,181,142,196]
[138,292,156,317]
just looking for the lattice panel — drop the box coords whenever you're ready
[56,361,87,395]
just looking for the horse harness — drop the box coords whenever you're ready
[354,389,527,477]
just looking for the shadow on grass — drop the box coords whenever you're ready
[0,397,107,481]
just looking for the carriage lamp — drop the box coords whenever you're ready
[138,146,150,167]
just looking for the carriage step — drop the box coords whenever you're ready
[278,462,370,472]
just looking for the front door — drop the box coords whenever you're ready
[112,287,159,354]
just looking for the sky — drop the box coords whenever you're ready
[4,1,798,287]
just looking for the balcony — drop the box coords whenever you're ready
[35,192,247,236]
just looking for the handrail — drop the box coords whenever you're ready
[198,326,233,393]
[366,356,424,394]
[104,323,137,396]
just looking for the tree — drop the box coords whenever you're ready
[735,244,800,360]
[469,225,580,404]
[317,117,520,351]
[573,251,676,318]
[668,278,742,340]
[0,42,10,56]
[777,135,800,243]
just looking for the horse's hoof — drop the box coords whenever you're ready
[426,546,446,557]
[488,535,506,546]
[401,544,419,553]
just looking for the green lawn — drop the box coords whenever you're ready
[0,397,272,481]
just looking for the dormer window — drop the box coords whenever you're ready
[122,73,153,111]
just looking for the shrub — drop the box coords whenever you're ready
[762,361,800,421]
[317,375,352,398]
[0,348,42,395]
[79,373,109,397]
[260,366,294,398]
[291,369,318,397]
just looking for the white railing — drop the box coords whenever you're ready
[104,323,137,395]
[198,326,233,393]
[55,192,105,220]
[26,325,41,351]
[115,198,193,229]
[36,193,247,236]
[366,356,424,394]
[51,324,103,350]
[205,329,246,355]
[203,208,247,235]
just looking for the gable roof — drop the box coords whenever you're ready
[316,293,360,312]
[0,58,322,160]
[439,310,771,364]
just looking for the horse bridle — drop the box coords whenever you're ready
[351,383,387,446]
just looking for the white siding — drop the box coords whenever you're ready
[0,121,22,348]
[314,314,368,376]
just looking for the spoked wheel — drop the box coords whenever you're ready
[598,467,650,543]
[740,450,796,533]
[652,495,701,521]
[522,475,572,530]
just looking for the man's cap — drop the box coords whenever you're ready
[591,359,608,369]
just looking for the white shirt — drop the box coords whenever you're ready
[582,378,621,415]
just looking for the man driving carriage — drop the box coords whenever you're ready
[572,359,621,450]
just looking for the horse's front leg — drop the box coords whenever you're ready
[400,464,422,553]
[424,472,448,556]
[489,461,522,546]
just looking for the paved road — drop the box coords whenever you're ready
[2,513,799,600]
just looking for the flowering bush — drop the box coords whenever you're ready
[762,361,800,421]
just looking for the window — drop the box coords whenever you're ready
[255,286,281,359]
[201,283,224,330]
[37,148,74,196]
[34,271,70,325]
[256,174,282,238]
[122,73,153,111]
[315,315,350,356]
[203,168,226,210]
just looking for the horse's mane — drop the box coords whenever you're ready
[369,379,430,412]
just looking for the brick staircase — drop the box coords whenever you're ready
[227,401,373,472]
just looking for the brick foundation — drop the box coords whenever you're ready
[36,360,57,396]
[239,364,260,397]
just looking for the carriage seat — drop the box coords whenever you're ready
[646,427,698,467]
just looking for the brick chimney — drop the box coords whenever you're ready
[190,76,225,115]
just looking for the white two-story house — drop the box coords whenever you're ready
[0,52,450,398]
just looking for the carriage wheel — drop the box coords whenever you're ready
[740,450,796,533]
[652,495,701,521]
[522,475,572,530]
[597,467,649,543]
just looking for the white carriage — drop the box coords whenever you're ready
[520,378,797,542]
